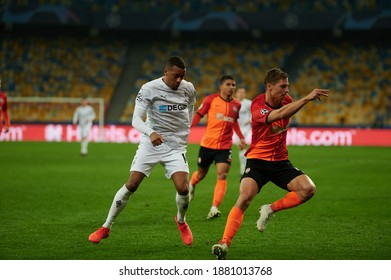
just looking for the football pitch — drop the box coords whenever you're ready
[0,141,390,260]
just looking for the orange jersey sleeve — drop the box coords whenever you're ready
[245,94,292,161]
[197,93,241,150]
[0,92,10,131]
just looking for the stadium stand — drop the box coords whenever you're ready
[1,1,390,127]
[3,32,390,127]
[118,35,390,128]
[1,34,127,122]
[290,39,391,127]
[118,39,295,123]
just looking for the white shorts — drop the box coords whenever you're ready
[79,124,92,138]
[130,142,189,179]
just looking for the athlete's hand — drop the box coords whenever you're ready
[150,132,164,146]
[307,88,329,101]
[238,138,246,150]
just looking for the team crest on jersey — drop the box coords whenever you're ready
[260,108,269,115]
[233,106,238,112]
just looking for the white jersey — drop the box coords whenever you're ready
[73,105,96,127]
[238,98,252,136]
[132,77,197,150]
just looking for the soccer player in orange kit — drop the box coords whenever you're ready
[212,68,329,259]
[0,78,11,135]
[189,75,246,220]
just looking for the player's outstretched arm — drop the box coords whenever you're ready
[268,88,329,123]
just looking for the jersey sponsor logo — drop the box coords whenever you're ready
[216,113,235,122]
[159,104,188,112]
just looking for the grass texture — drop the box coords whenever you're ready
[0,142,390,260]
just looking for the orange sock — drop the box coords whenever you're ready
[221,206,244,247]
[190,171,200,186]
[271,191,302,212]
[212,179,227,207]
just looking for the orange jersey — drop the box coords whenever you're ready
[245,93,292,161]
[0,91,10,132]
[197,93,241,150]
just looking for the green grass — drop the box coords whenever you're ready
[0,142,390,260]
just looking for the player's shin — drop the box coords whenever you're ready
[175,192,189,223]
[103,185,133,229]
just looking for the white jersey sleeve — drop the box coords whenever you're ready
[132,97,155,137]
[73,108,79,125]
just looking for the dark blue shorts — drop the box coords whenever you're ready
[241,158,305,192]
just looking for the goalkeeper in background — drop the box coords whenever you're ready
[73,96,96,156]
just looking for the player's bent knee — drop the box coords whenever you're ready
[125,182,139,192]
[177,185,189,195]
[236,193,255,210]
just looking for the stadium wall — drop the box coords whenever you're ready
[2,5,390,32]
[1,124,390,147]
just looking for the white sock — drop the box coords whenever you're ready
[103,185,133,229]
[239,149,246,174]
[175,192,189,223]
[81,140,88,154]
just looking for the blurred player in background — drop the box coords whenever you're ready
[73,96,96,156]
[89,56,197,246]
[212,68,329,259]
[0,77,11,135]
[234,87,252,175]
[189,75,246,220]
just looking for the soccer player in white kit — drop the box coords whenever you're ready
[73,97,96,156]
[89,56,197,246]
[235,88,252,175]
